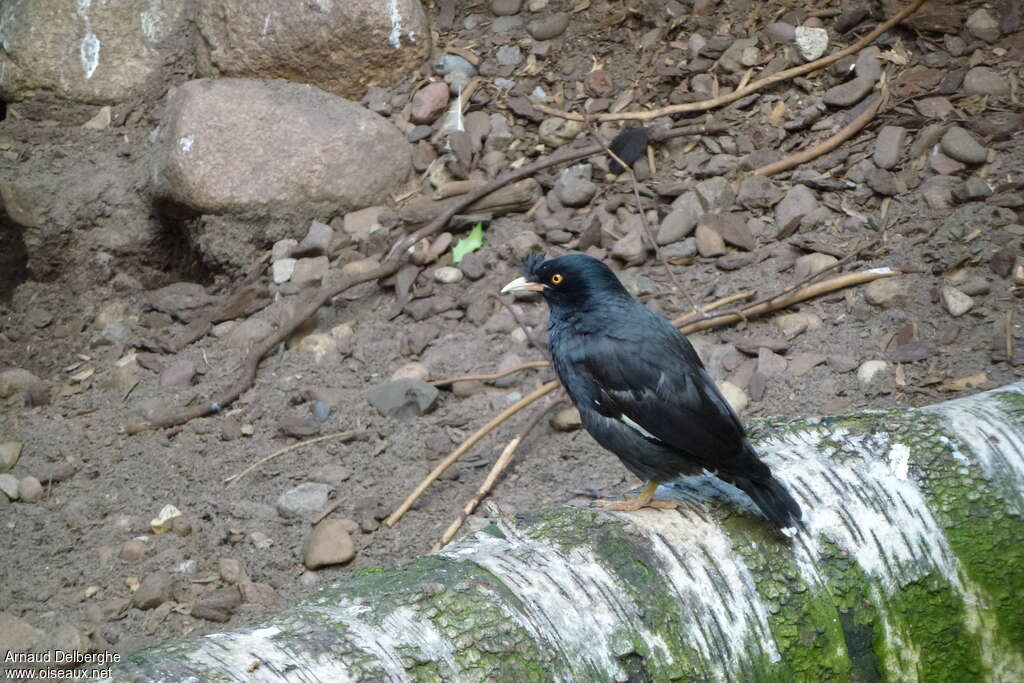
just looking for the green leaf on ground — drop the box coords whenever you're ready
[452,223,485,264]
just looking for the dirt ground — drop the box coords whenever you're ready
[1,0,1022,665]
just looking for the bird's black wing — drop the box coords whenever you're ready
[577,311,748,471]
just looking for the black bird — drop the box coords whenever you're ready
[501,253,803,528]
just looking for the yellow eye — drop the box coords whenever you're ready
[550,273,564,285]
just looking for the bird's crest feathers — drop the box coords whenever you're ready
[522,253,546,280]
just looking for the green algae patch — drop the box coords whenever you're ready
[727,522,863,683]
[902,410,1024,659]
[886,575,985,681]
[519,505,616,549]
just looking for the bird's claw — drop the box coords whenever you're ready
[593,496,680,512]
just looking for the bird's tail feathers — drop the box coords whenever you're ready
[734,475,803,530]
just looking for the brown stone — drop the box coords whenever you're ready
[0,0,192,104]
[152,79,412,215]
[196,0,431,100]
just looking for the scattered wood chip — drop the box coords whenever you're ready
[941,372,988,392]
[69,366,96,383]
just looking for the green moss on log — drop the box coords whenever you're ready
[903,407,1024,660]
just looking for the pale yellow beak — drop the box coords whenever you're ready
[500,276,545,294]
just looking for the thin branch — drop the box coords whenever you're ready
[672,289,757,326]
[430,361,552,387]
[533,0,927,123]
[680,268,900,334]
[753,93,884,177]
[223,429,369,486]
[385,380,560,527]
[433,400,564,551]
[673,235,881,327]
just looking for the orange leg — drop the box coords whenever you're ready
[594,481,679,511]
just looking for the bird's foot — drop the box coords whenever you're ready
[594,496,679,512]
[593,481,679,512]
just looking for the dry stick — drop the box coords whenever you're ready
[1006,308,1014,363]
[387,269,896,528]
[534,0,927,123]
[385,380,560,527]
[753,94,884,177]
[223,429,368,485]
[433,400,564,551]
[680,268,900,334]
[673,235,882,328]
[430,361,552,387]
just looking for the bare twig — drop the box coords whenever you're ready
[433,400,564,551]
[534,0,927,123]
[385,380,560,527]
[1006,309,1014,363]
[753,94,885,177]
[430,361,551,387]
[673,236,882,327]
[672,289,757,326]
[679,268,901,334]
[223,429,368,486]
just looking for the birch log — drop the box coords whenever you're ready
[109,384,1024,682]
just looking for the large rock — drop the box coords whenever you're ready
[196,0,431,100]
[152,78,412,215]
[0,0,192,103]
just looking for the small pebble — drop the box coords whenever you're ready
[966,8,1000,43]
[873,126,906,170]
[857,360,889,385]
[2,473,24,499]
[718,381,748,413]
[794,26,828,61]
[963,67,1009,97]
[392,362,430,382]
[940,127,988,165]
[793,253,838,281]
[17,476,42,502]
[434,266,464,284]
[527,12,569,40]
[133,571,174,609]
[695,224,726,257]
[550,407,582,431]
[272,258,296,284]
[119,539,148,562]
[0,442,22,472]
[276,483,333,520]
[941,286,974,317]
[491,0,522,15]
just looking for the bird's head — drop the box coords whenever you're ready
[500,253,630,310]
